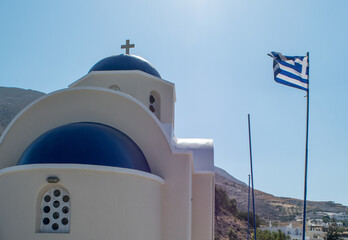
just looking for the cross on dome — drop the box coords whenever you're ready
[121,39,135,55]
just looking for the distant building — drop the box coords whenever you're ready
[307,218,344,240]
[332,212,348,221]
[261,223,303,240]
[341,231,348,240]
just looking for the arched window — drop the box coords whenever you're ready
[109,85,121,91]
[149,91,160,120]
[40,187,71,233]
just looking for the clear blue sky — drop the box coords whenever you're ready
[1,0,348,206]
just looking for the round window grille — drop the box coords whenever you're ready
[40,187,71,233]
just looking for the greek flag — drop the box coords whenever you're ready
[268,52,309,91]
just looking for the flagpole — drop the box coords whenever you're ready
[248,114,257,240]
[247,174,251,240]
[302,52,310,240]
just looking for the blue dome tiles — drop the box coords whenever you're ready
[89,54,161,78]
[17,122,151,173]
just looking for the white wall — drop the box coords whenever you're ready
[70,71,175,125]
[191,173,215,240]
[0,165,163,240]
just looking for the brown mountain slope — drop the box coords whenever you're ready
[215,205,248,240]
[214,186,249,240]
[0,87,44,136]
[215,166,348,222]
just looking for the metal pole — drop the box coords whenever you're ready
[247,174,251,240]
[302,52,310,240]
[248,114,257,240]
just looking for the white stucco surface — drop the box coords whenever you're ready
[0,165,163,240]
[69,71,175,125]
[174,138,214,172]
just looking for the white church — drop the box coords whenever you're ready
[0,41,214,240]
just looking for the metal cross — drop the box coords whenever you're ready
[121,39,135,55]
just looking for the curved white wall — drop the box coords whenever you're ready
[0,87,188,177]
[0,165,163,240]
[70,71,175,124]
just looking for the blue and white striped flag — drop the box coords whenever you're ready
[268,52,309,91]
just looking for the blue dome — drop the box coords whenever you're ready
[89,54,161,78]
[18,122,151,173]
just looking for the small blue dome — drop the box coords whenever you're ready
[89,54,161,78]
[18,122,151,173]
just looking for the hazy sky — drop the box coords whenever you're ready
[1,1,348,206]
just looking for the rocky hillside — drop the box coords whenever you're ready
[0,87,44,136]
[214,167,348,239]
[215,166,348,222]
[214,186,249,240]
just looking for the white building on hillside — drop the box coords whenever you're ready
[0,44,215,240]
[261,223,303,240]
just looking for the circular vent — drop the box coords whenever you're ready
[40,187,71,233]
